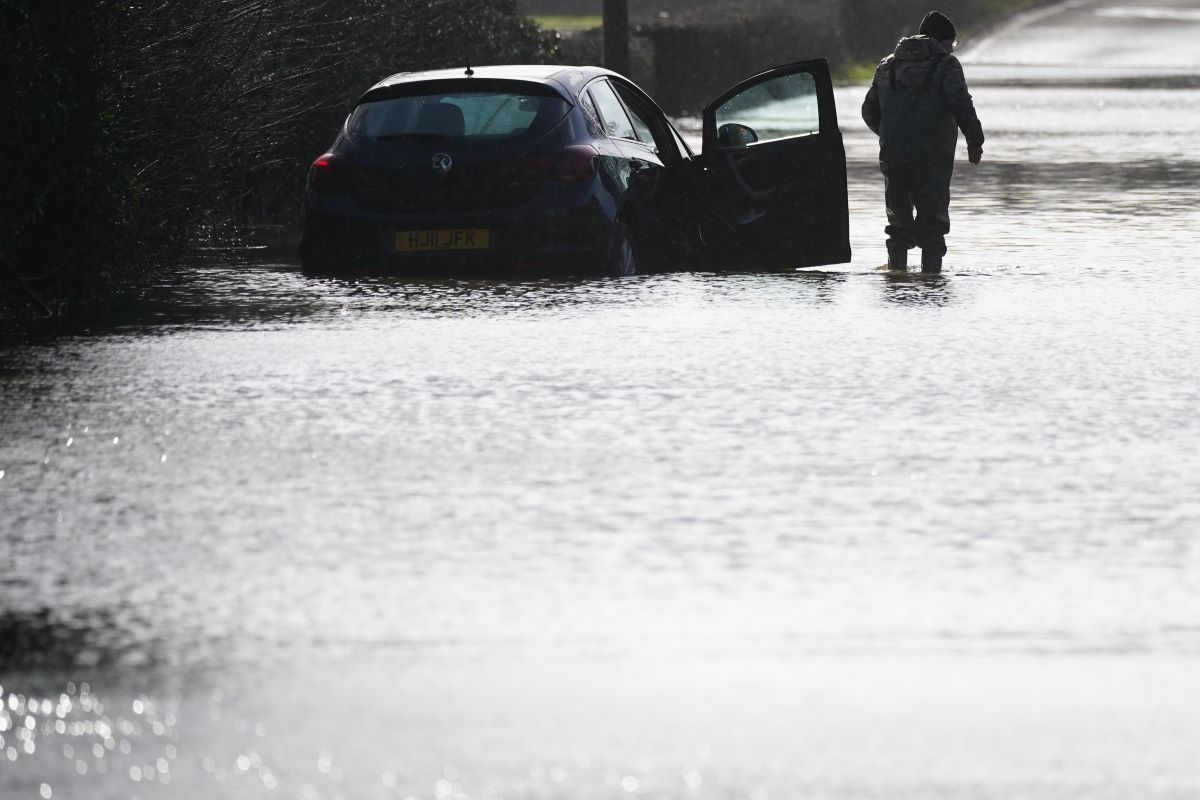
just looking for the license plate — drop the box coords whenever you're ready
[396,229,490,252]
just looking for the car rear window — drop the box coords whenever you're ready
[348,85,569,143]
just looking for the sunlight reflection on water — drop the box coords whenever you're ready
[3,73,1200,800]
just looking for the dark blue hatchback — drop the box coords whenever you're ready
[300,63,851,276]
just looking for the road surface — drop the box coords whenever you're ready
[964,0,1200,83]
[2,2,1199,799]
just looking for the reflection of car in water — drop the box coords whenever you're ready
[300,62,850,276]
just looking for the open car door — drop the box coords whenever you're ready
[698,60,850,269]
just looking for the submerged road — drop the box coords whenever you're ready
[966,0,1200,71]
[2,3,1200,800]
[959,0,1200,89]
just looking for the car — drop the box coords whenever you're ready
[300,61,850,276]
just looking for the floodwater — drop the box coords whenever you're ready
[3,2,1200,798]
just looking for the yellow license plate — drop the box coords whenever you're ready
[396,229,490,252]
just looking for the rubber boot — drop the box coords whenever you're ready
[920,250,942,273]
[886,243,907,271]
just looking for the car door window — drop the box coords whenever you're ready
[588,80,637,141]
[578,87,601,126]
[611,84,663,149]
[712,71,820,146]
[619,96,656,146]
[669,123,693,158]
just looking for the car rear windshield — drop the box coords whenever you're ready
[348,81,570,143]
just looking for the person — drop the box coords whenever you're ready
[862,10,985,273]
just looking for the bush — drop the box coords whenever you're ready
[1,0,125,316]
[0,0,555,321]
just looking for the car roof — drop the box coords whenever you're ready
[365,64,624,101]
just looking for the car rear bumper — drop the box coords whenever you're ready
[300,186,614,276]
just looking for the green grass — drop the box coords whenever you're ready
[837,60,880,84]
[531,15,602,31]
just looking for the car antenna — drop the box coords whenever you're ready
[461,27,475,77]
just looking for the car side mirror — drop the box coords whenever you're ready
[716,123,759,148]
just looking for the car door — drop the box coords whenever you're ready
[697,60,850,269]
[608,79,696,268]
[588,77,691,269]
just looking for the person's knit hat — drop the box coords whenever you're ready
[919,10,957,42]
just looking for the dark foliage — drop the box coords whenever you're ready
[1,0,124,317]
[841,0,1048,62]
[1,0,555,321]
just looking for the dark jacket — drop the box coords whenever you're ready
[862,36,984,162]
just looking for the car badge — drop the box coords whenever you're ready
[431,153,453,175]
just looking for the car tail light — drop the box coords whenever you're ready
[308,154,348,192]
[551,145,599,182]
[518,145,598,184]
[516,154,552,181]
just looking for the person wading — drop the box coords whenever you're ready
[862,10,985,273]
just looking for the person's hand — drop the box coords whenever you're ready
[968,143,983,165]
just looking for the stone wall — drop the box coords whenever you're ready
[641,1,848,114]
[545,0,1045,114]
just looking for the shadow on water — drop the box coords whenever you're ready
[978,158,1200,214]
[880,270,955,306]
[0,607,196,673]
[3,258,853,343]
[296,265,851,322]
[848,157,1200,214]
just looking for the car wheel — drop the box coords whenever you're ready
[299,227,338,275]
[301,232,377,275]
[300,243,332,275]
[607,223,638,277]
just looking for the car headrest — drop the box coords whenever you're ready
[417,102,465,136]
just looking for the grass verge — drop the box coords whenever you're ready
[532,15,602,31]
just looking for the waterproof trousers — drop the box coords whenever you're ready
[881,156,953,257]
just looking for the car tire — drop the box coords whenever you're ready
[300,244,331,275]
[299,227,338,275]
[607,223,638,277]
[301,231,377,275]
